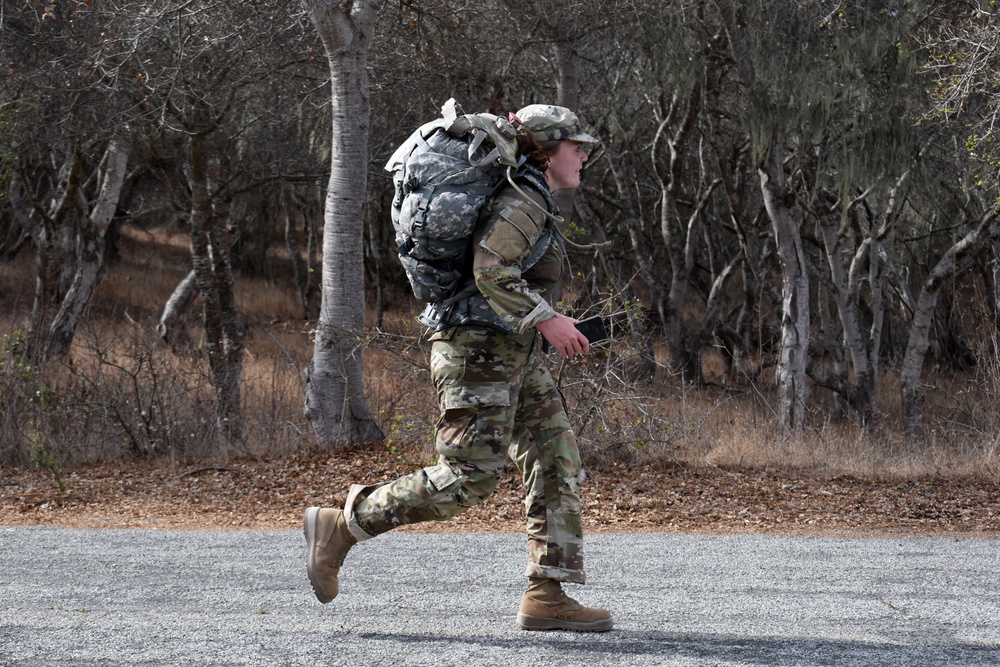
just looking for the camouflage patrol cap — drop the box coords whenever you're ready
[515,104,598,144]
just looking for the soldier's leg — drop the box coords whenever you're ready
[349,458,503,537]
[351,326,532,536]
[509,353,611,631]
[306,327,534,603]
[508,353,585,584]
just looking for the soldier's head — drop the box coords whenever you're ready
[514,104,597,190]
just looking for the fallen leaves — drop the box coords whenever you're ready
[1,442,998,537]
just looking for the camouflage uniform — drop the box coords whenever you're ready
[346,166,588,584]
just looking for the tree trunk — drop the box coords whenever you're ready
[554,39,580,110]
[814,281,850,420]
[363,200,386,328]
[901,206,1000,432]
[759,139,810,432]
[659,187,689,379]
[0,192,30,259]
[652,86,702,382]
[992,240,1000,356]
[817,212,876,424]
[307,208,321,319]
[705,0,763,387]
[933,282,976,370]
[157,269,199,351]
[189,137,245,445]
[12,154,84,368]
[47,138,132,360]
[301,0,385,447]
[713,0,810,429]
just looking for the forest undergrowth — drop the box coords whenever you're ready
[1,224,999,489]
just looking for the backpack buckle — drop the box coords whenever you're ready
[495,117,516,141]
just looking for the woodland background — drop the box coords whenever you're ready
[3,0,1000,485]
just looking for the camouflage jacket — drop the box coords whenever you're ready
[418,165,563,334]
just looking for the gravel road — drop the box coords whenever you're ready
[1,527,998,666]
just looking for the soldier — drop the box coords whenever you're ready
[304,104,612,632]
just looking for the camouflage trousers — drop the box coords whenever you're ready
[349,325,586,584]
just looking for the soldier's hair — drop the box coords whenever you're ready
[517,128,561,172]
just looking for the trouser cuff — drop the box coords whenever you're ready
[525,562,586,584]
[344,483,378,542]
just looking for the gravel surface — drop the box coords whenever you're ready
[2,527,999,666]
[3,449,999,665]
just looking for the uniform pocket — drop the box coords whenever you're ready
[442,382,511,410]
[479,200,541,263]
[437,381,512,463]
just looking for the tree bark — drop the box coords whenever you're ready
[189,137,245,445]
[157,269,199,351]
[652,85,703,382]
[817,211,876,424]
[12,153,84,368]
[554,39,580,110]
[301,0,385,446]
[901,205,1000,432]
[0,197,30,259]
[283,193,312,320]
[705,77,760,385]
[47,138,132,360]
[759,139,810,432]
[993,240,1000,356]
[711,0,812,425]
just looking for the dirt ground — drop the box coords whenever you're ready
[2,442,999,537]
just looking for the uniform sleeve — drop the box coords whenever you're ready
[473,188,558,333]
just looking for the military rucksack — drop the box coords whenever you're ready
[384,99,522,305]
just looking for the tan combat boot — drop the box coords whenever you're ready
[303,507,357,603]
[517,577,614,632]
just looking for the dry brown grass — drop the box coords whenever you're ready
[1,223,999,485]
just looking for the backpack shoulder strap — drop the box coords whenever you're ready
[502,166,562,225]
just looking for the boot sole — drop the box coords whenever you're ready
[303,507,333,604]
[516,612,614,632]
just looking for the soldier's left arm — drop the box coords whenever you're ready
[473,198,556,333]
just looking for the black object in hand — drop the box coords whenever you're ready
[574,316,608,344]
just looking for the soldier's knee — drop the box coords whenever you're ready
[426,459,501,510]
[457,472,501,507]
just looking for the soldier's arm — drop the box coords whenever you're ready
[473,190,589,356]
[473,192,555,332]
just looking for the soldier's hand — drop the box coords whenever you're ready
[536,314,589,358]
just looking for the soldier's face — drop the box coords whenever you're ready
[544,141,587,190]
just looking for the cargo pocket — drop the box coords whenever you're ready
[425,461,463,492]
[436,381,511,462]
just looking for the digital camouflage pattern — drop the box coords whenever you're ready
[472,175,563,333]
[389,124,502,303]
[351,326,586,583]
[416,165,561,333]
[385,99,520,305]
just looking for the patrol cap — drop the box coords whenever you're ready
[515,104,598,144]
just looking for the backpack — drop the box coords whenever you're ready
[384,99,521,304]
